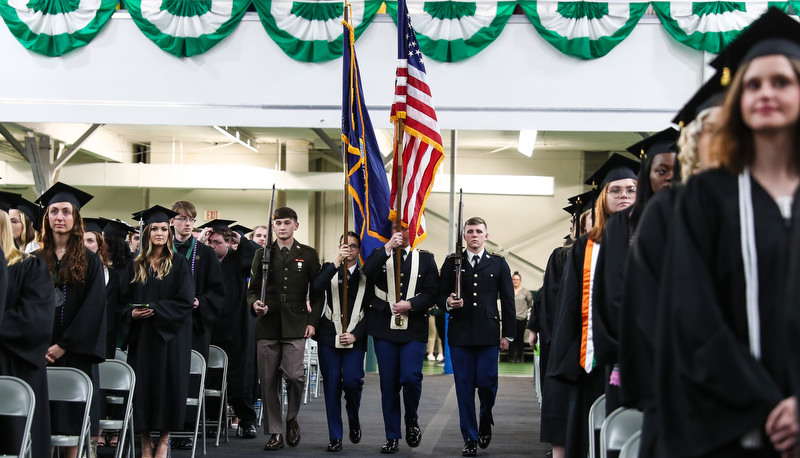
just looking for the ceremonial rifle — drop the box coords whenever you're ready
[259,184,276,304]
[454,188,463,300]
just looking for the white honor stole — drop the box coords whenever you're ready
[387,250,420,330]
[326,267,367,349]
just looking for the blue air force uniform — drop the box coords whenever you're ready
[311,262,371,441]
[438,249,515,442]
[362,247,438,440]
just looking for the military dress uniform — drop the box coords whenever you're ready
[362,246,438,449]
[438,249,515,449]
[246,240,323,441]
[311,262,372,448]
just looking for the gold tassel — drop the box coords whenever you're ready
[721,67,731,87]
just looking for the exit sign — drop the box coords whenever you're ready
[205,210,218,220]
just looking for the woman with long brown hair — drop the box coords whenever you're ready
[123,205,193,458]
[547,153,638,458]
[34,182,106,458]
[657,8,800,456]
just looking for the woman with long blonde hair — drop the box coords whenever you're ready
[548,153,638,458]
[658,8,800,456]
[9,197,40,253]
[123,205,193,458]
[0,192,54,458]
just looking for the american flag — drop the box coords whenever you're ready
[390,0,444,249]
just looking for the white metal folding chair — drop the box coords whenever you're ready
[205,345,228,447]
[588,394,606,458]
[47,367,93,458]
[303,339,320,403]
[619,430,642,458]
[113,348,127,362]
[98,359,136,458]
[600,407,643,458]
[0,376,35,458]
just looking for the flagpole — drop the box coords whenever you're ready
[393,117,404,327]
[341,1,352,331]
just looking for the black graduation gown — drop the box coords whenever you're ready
[122,256,194,431]
[784,188,800,444]
[210,246,254,403]
[593,211,633,413]
[529,245,571,445]
[39,248,106,436]
[0,255,54,458]
[617,188,679,457]
[547,235,605,458]
[108,258,132,352]
[175,237,224,360]
[311,262,370,351]
[656,169,794,457]
[0,248,7,323]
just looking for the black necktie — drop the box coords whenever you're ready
[281,246,289,262]
[472,256,479,268]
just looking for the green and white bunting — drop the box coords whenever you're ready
[125,0,250,57]
[652,2,791,54]
[384,1,516,63]
[0,0,118,56]
[253,0,382,62]
[520,1,649,60]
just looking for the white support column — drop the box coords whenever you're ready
[284,140,313,244]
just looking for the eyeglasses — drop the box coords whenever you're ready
[173,216,196,223]
[342,243,360,250]
[608,186,637,197]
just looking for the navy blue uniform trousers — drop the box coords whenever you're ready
[318,344,365,441]
[450,345,499,441]
[373,338,426,439]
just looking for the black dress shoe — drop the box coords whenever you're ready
[405,417,422,448]
[175,437,193,450]
[286,418,301,447]
[263,434,284,450]
[327,439,343,452]
[240,423,257,439]
[380,439,399,454]
[348,421,361,444]
[478,416,492,449]
[462,439,477,456]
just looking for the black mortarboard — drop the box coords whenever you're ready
[35,182,93,210]
[15,197,43,224]
[99,218,134,235]
[672,74,727,127]
[229,224,252,236]
[563,190,597,216]
[585,153,640,188]
[710,8,800,85]
[83,218,104,233]
[625,128,680,160]
[197,219,236,231]
[0,191,21,213]
[132,205,178,226]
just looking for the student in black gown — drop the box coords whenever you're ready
[656,8,800,456]
[312,231,371,453]
[123,205,194,458]
[101,218,135,353]
[0,191,54,458]
[592,128,678,414]
[617,72,726,458]
[548,153,638,458]
[201,221,259,439]
[35,183,106,458]
[528,190,594,458]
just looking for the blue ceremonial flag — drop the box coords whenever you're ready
[341,20,392,262]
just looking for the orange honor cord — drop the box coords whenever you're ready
[580,240,597,373]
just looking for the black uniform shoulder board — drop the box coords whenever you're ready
[488,251,504,258]
[417,249,433,254]
[446,252,459,259]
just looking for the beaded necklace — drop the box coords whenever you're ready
[173,237,198,276]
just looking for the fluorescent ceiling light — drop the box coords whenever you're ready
[213,125,258,153]
[517,130,537,157]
